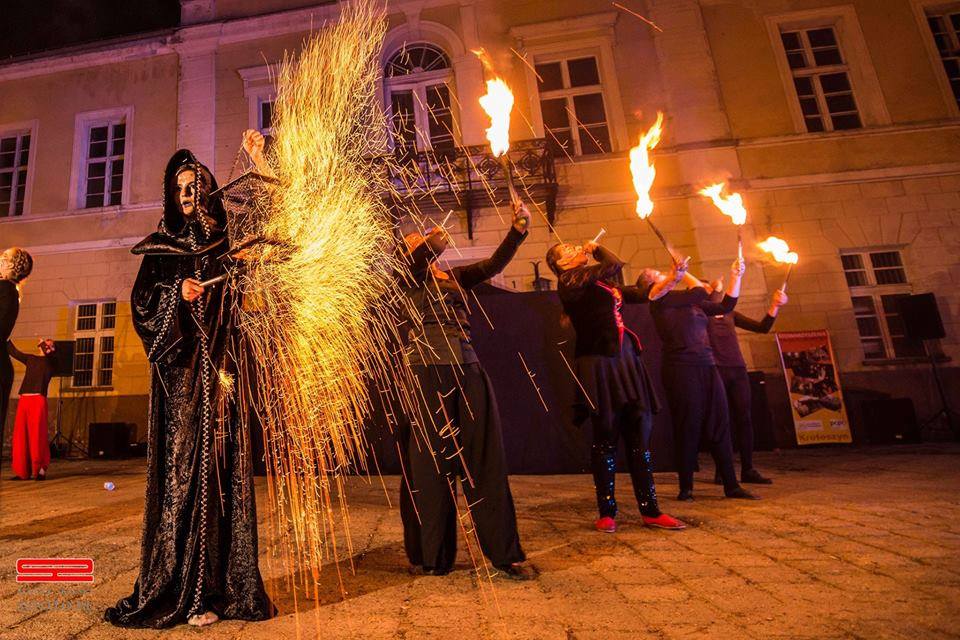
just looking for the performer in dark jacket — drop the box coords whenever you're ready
[0,247,33,468]
[398,203,533,579]
[104,147,274,628]
[706,281,788,484]
[547,240,687,533]
[645,259,758,501]
[8,339,56,480]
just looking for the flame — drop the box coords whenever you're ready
[758,236,799,264]
[700,182,747,226]
[478,78,514,157]
[629,112,664,219]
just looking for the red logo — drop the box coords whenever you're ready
[16,558,94,583]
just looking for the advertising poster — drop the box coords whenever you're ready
[776,330,852,445]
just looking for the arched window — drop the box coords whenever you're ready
[384,43,457,153]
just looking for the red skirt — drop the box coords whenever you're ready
[11,394,50,479]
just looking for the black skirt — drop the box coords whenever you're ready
[573,336,661,427]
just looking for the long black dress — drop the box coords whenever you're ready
[0,279,19,442]
[104,150,274,628]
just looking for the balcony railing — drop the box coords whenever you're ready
[380,138,558,238]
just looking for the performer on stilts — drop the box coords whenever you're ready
[104,138,275,628]
[643,257,759,502]
[547,239,687,533]
[1,247,33,472]
[398,202,533,579]
[705,280,788,485]
[8,339,55,480]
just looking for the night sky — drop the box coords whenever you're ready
[0,0,180,60]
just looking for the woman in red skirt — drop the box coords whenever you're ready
[8,338,56,480]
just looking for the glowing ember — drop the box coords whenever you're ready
[758,236,799,264]
[478,78,514,157]
[629,112,664,219]
[700,182,747,226]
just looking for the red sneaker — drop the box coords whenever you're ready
[642,513,686,530]
[595,516,617,533]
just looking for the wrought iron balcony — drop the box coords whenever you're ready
[381,138,558,239]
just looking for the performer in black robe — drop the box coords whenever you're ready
[547,240,687,533]
[0,248,33,460]
[706,283,788,484]
[104,149,274,628]
[645,259,758,502]
[398,204,532,579]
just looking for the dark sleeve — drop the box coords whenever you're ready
[451,226,527,290]
[700,293,738,316]
[6,340,28,363]
[131,255,188,363]
[656,287,710,309]
[556,246,625,294]
[620,283,654,304]
[733,311,776,334]
[0,281,19,343]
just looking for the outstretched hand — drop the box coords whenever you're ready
[242,129,266,164]
[512,201,531,233]
[182,278,205,302]
[731,256,746,278]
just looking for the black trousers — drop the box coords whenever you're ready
[662,363,739,493]
[399,363,525,573]
[589,403,661,518]
[717,366,755,473]
[1,357,12,454]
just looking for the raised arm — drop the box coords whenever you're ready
[452,225,527,290]
[733,289,788,333]
[6,340,28,363]
[557,245,625,293]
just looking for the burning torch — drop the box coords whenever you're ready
[629,112,676,263]
[476,50,525,230]
[700,182,747,262]
[757,236,798,292]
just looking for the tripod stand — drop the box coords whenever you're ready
[920,341,959,441]
[49,375,86,458]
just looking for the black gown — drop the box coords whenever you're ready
[0,279,19,442]
[104,150,274,628]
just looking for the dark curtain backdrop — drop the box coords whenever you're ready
[363,288,679,474]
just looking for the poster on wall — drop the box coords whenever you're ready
[775,330,852,445]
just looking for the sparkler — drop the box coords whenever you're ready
[757,236,799,292]
[629,112,676,263]
[228,0,436,599]
[699,182,747,261]
[475,49,524,226]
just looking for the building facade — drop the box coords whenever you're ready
[2,0,958,449]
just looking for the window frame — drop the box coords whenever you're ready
[840,248,924,362]
[382,48,460,154]
[239,64,277,139]
[512,13,628,160]
[70,299,117,390]
[68,107,133,211]
[0,120,38,218]
[534,54,613,157]
[912,0,960,116]
[765,7,890,135]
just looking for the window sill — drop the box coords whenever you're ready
[861,355,951,367]
[63,386,115,393]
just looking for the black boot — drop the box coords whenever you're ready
[627,448,661,518]
[591,443,618,519]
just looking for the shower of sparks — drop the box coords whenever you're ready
[612,2,664,32]
[518,351,549,412]
[230,0,433,595]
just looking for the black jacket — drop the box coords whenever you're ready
[557,246,652,358]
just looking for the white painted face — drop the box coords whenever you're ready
[176,169,198,217]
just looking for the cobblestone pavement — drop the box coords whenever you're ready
[1,445,959,639]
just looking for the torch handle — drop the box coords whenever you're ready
[198,272,230,288]
[500,155,522,209]
[737,226,743,263]
[780,263,794,293]
[646,218,678,265]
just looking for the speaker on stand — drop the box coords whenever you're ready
[48,340,88,458]
[897,293,957,440]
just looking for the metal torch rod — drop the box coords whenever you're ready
[645,217,678,264]
[780,263,794,292]
[737,226,744,262]
[198,272,230,288]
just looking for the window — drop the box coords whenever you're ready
[0,131,30,217]
[925,7,960,108]
[780,27,861,132]
[82,121,126,208]
[72,301,116,387]
[841,250,924,360]
[384,44,458,153]
[535,56,611,157]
